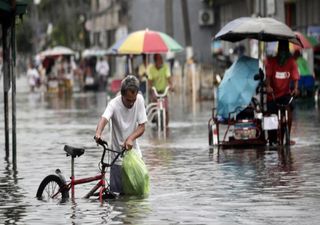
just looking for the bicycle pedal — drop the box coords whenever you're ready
[102,192,117,200]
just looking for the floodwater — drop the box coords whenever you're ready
[1,78,320,225]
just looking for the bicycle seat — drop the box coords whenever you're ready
[64,145,85,158]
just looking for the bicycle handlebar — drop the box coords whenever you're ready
[271,93,295,107]
[151,86,170,98]
[95,137,108,147]
[94,137,126,167]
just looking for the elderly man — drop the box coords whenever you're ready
[95,75,147,194]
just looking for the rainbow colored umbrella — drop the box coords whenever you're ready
[110,29,183,54]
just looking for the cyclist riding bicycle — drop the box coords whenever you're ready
[95,75,148,195]
[265,40,300,146]
[148,54,173,126]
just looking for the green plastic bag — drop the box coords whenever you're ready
[122,150,150,196]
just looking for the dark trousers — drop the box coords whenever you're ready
[266,94,294,144]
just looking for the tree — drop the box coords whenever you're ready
[16,18,33,54]
[16,0,91,54]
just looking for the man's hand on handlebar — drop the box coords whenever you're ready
[291,88,299,97]
[123,137,133,151]
[94,135,101,143]
[94,136,108,146]
[169,85,174,92]
[266,86,273,94]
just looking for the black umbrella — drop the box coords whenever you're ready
[214,17,303,46]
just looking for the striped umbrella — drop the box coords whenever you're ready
[290,31,318,51]
[267,32,319,55]
[111,29,183,54]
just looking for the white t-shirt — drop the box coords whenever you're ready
[102,93,147,164]
[96,60,109,76]
[27,68,40,86]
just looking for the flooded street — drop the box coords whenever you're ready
[1,78,320,225]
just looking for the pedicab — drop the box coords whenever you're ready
[208,17,303,148]
[208,55,268,147]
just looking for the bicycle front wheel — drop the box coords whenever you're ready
[284,122,290,146]
[36,175,69,202]
[159,109,164,131]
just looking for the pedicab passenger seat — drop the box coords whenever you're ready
[210,99,265,147]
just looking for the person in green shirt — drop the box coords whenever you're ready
[293,50,315,97]
[148,54,172,93]
[148,54,172,125]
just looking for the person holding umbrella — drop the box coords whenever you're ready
[265,40,300,146]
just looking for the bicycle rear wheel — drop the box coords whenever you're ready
[36,175,69,202]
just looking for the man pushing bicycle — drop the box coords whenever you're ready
[95,75,148,194]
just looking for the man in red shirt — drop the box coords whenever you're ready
[265,40,300,146]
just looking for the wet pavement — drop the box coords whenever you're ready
[1,77,320,224]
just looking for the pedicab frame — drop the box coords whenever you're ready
[208,17,303,148]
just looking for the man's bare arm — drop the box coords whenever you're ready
[124,123,146,150]
[95,117,108,140]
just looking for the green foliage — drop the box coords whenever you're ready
[51,23,66,47]
[14,0,91,53]
[16,18,33,54]
[203,0,214,7]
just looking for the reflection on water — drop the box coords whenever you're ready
[0,160,26,225]
[1,90,320,224]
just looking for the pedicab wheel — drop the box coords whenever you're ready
[36,175,69,202]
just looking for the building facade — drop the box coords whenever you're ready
[85,0,319,76]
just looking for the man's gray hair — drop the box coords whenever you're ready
[120,75,140,95]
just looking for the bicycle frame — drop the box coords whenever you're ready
[66,168,107,201]
[147,86,169,134]
[52,140,123,203]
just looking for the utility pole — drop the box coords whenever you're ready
[2,21,10,158]
[181,0,197,111]
[1,0,29,168]
[165,0,173,37]
[181,0,192,59]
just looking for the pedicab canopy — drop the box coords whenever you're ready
[217,56,259,119]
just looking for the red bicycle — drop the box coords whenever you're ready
[36,138,124,203]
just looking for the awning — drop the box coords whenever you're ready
[0,0,29,18]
